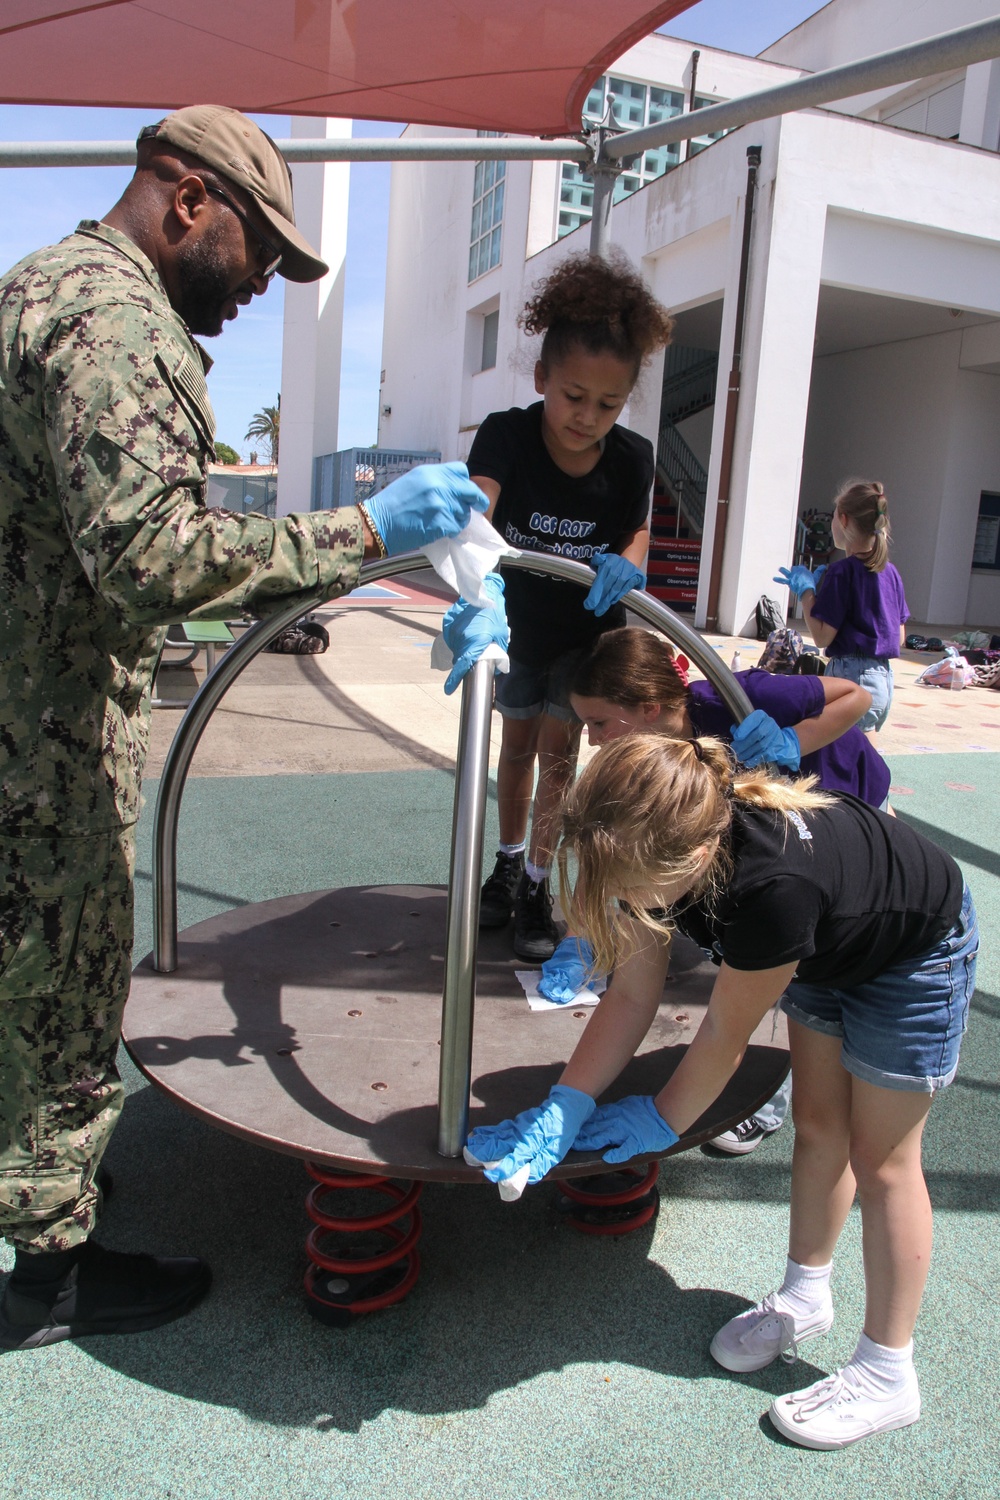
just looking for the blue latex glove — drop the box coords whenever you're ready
[583,552,645,616]
[364,461,488,557]
[573,1094,679,1165]
[812,564,828,589]
[773,564,819,596]
[440,573,509,695]
[466,1084,596,1186]
[538,936,598,1004]
[730,708,801,771]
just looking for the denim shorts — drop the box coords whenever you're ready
[780,885,978,1092]
[494,648,587,722]
[824,656,894,732]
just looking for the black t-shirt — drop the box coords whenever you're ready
[468,403,653,666]
[671,795,963,987]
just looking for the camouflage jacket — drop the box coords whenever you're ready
[0,220,363,872]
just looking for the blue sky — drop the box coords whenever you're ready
[0,1,822,459]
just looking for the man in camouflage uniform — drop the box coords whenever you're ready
[0,105,485,1348]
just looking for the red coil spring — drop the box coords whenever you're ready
[557,1162,660,1236]
[304,1164,423,1323]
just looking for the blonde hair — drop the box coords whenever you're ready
[834,479,890,573]
[557,735,834,976]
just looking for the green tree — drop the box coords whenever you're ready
[214,441,241,465]
[245,396,280,465]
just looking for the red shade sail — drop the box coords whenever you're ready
[0,1,699,136]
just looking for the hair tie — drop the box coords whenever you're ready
[690,739,704,762]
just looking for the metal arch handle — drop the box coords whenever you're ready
[150,552,752,1156]
[151,551,751,975]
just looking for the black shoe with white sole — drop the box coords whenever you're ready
[706,1116,781,1155]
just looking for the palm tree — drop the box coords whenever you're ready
[245,397,280,464]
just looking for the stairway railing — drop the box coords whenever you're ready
[656,422,707,535]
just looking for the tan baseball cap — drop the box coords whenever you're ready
[138,105,328,283]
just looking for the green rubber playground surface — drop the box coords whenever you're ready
[1,750,998,1500]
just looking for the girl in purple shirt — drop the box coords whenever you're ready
[567,627,888,805]
[776,480,909,739]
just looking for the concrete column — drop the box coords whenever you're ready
[959,60,1000,151]
[276,116,351,517]
[701,122,828,634]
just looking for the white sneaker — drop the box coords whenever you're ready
[710,1292,834,1372]
[768,1365,921,1450]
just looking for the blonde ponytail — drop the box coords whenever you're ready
[557,736,834,973]
[834,478,891,572]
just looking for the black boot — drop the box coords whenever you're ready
[512,872,560,961]
[0,1238,212,1350]
[479,849,525,928]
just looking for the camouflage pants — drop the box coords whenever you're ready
[0,830,135,1251]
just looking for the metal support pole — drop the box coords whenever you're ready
[4,16,1000,174]
[684,49,701,163]
[588,163,617,257]
[705,145,762,634]
[436,657,495,1158]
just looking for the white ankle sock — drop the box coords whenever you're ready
[525,859,548,885]
[499,842,525,858]
[848,1331,916,1396]
[775,1256,833,1318]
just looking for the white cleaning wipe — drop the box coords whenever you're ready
[422,510,517,608]
[463,1145,532,1202]
[430,634,509,679]
[515,970,606,1012]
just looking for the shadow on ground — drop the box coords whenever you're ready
[43,1083,825,1434]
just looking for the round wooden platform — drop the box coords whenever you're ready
[124,885,789,1181]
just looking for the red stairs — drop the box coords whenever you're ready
[646,477,700,612]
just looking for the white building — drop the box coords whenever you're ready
[372,0,1000,633]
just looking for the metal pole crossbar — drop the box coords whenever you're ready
[2,16,999,170]
[602,13,1000,160]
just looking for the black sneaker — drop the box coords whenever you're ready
[479,849,525,928]
[512,872,560,961]
[0,1238,212,1350]
[706,1116,779,1155]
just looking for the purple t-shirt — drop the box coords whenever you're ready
[809,556,909,659]
[688,668,891,807]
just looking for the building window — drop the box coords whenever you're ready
[481,309,499,371]
[973,493,1000,570]
[470,133,506,282]
[557,77,722,238]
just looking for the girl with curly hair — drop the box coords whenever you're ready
[466,252,674,962]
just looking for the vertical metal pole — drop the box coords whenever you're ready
[705,145,763,632]
[684,49,701,162]
[588,164,616,257]
[437,657,495,1157]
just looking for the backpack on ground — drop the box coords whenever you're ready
[795,650,826,675]
[755,594,784,641]
[759,626,803,674]
[266,614,330,655]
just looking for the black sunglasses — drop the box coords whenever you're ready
[204,184,283,281]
